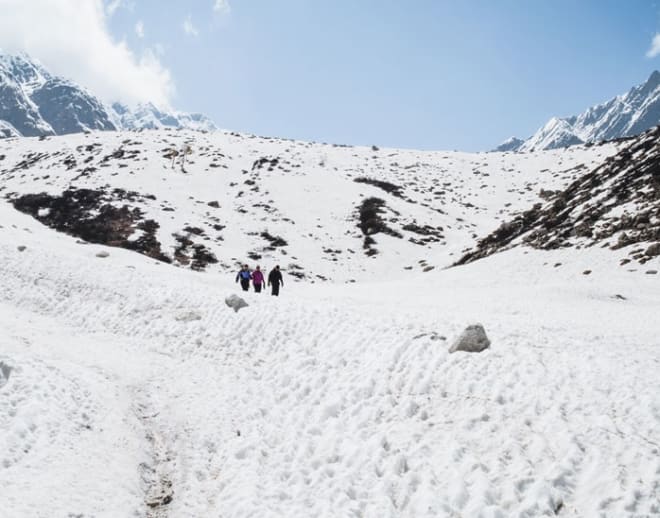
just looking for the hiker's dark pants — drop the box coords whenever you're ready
[254,284,262,293]
[240,279,250,291]
[271,284,280,296]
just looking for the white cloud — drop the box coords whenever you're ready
[647,33,660,58]
[135,20,145,39]
[182,15,199,37]
[213,0,231,14]
[0,0,173,107]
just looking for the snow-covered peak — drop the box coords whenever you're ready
[110,101,217,132]
[638,69,660,94]
[0,52,51,93]
[492,136,524,152]
[499,71,660,152]
[518,117,584,152]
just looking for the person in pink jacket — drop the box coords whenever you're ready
[252,265,265,293]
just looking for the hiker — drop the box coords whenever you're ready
[267,265,284,296]
[235,264,252,291]
[252,265,265,293]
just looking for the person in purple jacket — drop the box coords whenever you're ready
[252,265,265,293]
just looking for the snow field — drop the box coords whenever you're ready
[1,205,659,516]
[0,314,146,517]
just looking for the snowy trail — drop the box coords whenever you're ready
[1,207,659,516]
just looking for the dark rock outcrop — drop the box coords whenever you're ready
[354,177,404,198]
[10,187,170,263]
[357,197,402,255]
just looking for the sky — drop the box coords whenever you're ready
[1,0,660,151]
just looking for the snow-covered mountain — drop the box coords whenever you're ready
[492,136,524,152]
[110,101,216,132]
[496,71,660,152]
[0,53,216,137]
[1,127,659,516]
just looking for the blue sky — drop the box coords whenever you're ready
[13,0,660,151]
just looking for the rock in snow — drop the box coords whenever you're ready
[646,242,660,257]
[0,361,12,389]
[449,324,491,353]
[225,294,249,313]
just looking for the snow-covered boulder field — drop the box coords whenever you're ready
[0,129,658,517]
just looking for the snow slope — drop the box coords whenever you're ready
[0,129,621,282]
[0,130,658,517]
[1,199,659,517]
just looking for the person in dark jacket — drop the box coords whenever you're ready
[235,264,252,291]
[267,265,283,296]
[252,265,265,293]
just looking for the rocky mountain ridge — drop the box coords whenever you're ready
[496,71,660,152]
[0,53,216,138]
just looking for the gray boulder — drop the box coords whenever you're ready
[449,324,491,353]
[225,294,249,313]
[645,242,660,257]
